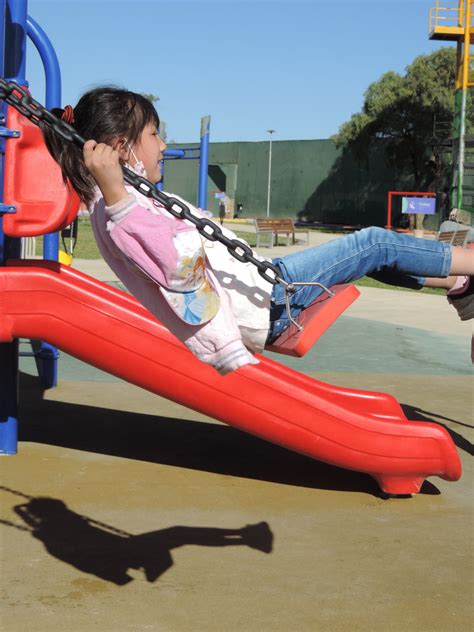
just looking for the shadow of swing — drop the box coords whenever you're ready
[1,489,273,586]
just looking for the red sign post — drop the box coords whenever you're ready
[386,191,436,230]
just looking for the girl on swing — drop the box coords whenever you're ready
[43,87,474,375]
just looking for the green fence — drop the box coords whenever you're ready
[163,139,445,229]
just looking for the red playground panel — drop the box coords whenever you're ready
[3,103,80,237]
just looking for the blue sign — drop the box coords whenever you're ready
[401,197,436,215]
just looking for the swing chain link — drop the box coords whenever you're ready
[0,78,295,292]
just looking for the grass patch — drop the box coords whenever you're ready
[32,222,443,295]
[35,217,101,259]
[354,275,443,295]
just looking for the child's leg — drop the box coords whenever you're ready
[368,270,457,290]
[423,276,457,290]
[273,226,454,298]
[268,227,467,341]
[367,245,473,290]
[414,247,473,289]
[379,246,473,290]
[449,245,474,275]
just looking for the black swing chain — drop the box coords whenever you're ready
[0,78,295,292]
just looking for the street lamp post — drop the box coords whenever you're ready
[266,129,276,217]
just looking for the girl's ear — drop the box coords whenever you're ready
[113,137,130,161]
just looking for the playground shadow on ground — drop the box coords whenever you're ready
[3,491,273,586]
[17,372,453,497]
[400,404,474,457]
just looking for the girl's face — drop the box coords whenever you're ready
[127,122,167,182]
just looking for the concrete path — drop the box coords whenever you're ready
[1,232,473,632]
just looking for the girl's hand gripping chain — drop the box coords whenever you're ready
[83,140,128,207]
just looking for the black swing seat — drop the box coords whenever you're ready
[265,284,360,357]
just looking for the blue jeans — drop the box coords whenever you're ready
[267,227,452,342]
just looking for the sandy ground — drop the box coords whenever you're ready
[1,230,473,632]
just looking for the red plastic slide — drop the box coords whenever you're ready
[0,261,461,495]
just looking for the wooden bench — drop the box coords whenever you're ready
[254,218,310,248]
[437,227,471,247]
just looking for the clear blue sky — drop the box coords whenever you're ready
[25,0,451,143]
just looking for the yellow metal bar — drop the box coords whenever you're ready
[429,2,468,39]
[458,0,464,27]
[429,1,474,32]
[454,3,473,88]
[461,2,472,89]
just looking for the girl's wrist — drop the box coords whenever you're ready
[102,185,128,207]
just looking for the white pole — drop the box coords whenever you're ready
[266,129,275,217]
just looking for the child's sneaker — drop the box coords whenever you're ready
[448,276,474,321]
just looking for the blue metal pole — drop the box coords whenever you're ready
[26,14,61,388]
[0,0,12,454]
[170,146,200,152]
[0,0,29,455]
[0,1,4,79]
[156,158,164,191]
[198,115,210,209]
[27,15,60,259]
[157,120,165,191]
[4,0,26,84]
[172,155,203,160]
[164,149,186,158]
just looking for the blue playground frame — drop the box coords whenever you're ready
[0,0,210,455]
[160,115,211,211]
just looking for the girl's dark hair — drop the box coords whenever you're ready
[41,87,160,205]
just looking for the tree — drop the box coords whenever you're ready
[140,93,167,141]
[141,93,160,104]
[332,48,469,226]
